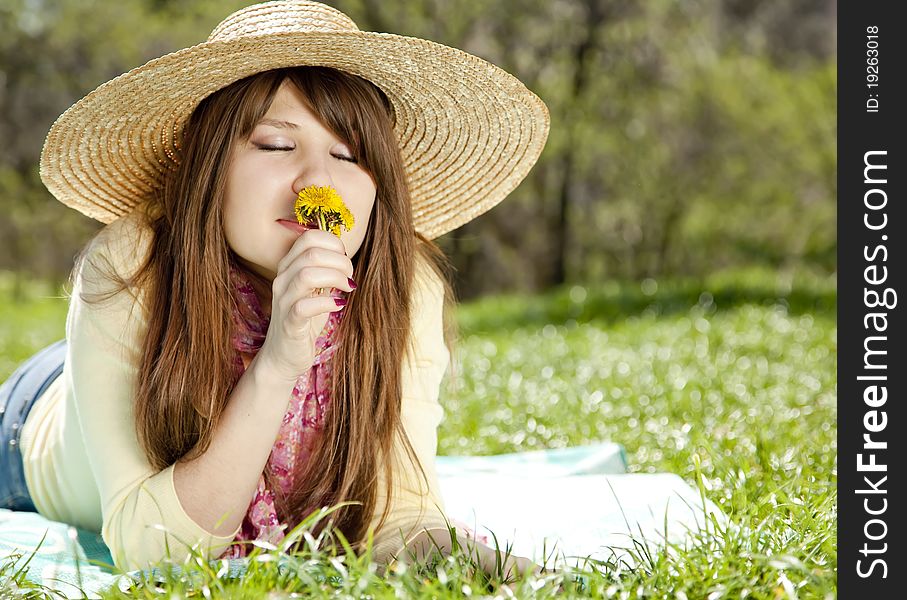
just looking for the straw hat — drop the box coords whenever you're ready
[39,0,550,240]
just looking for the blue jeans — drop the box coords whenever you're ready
[0,339,67,511]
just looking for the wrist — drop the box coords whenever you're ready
[247,351,309,388]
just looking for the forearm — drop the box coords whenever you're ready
[395,527,538,580]
[172,354,300,537]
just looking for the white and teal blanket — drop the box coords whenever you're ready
[1,442,722,597]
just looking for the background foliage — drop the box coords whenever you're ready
[0,0,835,300]
[1,1,837,595]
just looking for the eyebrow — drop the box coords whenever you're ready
[257,118,300,130]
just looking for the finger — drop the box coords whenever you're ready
[277,228,348,275]
[297,246,354,278]
[504,557,539,581]
[284,266,355,301]
[286,295,347,330]
[275,247,355,297]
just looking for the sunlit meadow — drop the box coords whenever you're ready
[1,266,836,598]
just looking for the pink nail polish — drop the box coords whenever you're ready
[348,277,357,289]
[334,297,348,307]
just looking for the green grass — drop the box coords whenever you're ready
[0,273,70,381]
[0,265,837,598]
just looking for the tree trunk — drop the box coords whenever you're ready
[652,196,683,276]
[552,0,607,287]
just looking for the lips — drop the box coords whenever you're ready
[277,219,317,234]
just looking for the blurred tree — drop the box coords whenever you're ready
[0,0,836,301]
[0,0,246,299]
[720,0,837,64]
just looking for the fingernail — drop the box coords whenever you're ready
[348,277,357,289]
[334,297,348,307]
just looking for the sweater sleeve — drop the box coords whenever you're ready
[366,258,453,570]
[67,212,240,572]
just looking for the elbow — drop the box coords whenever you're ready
[102,513,169,572]
[101,496,235,572]
[103,519,234,573]
[102,515,186,572]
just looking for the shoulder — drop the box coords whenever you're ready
[66,207,154,353]
[412,254,445,313]
[79,205,154,285]
[75,204,155,308]
[405,253,451,366]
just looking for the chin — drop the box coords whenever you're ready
[235,256,274,280]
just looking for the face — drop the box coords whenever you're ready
[223,80,377,283]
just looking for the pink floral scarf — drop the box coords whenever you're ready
[218,263,487,558]
[218,263,345,558]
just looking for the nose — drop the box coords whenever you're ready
[291,155,336,197]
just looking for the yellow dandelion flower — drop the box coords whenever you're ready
[293,185,355,237]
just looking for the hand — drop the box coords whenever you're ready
[392,529,562,594]
[467,539,544,585]
[497,552,543,583]
[498,558,565,595]
[256,229,356,383]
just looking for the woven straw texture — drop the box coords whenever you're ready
[39,0,550,240]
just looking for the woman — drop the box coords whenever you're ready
[0,0,549,581]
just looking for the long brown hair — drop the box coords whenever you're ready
[72,66,460,556]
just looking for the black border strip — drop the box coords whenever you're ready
[838,2,905,595]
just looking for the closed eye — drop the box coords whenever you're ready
[253,143,358,163]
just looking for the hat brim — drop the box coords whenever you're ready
[39,31,550,240]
